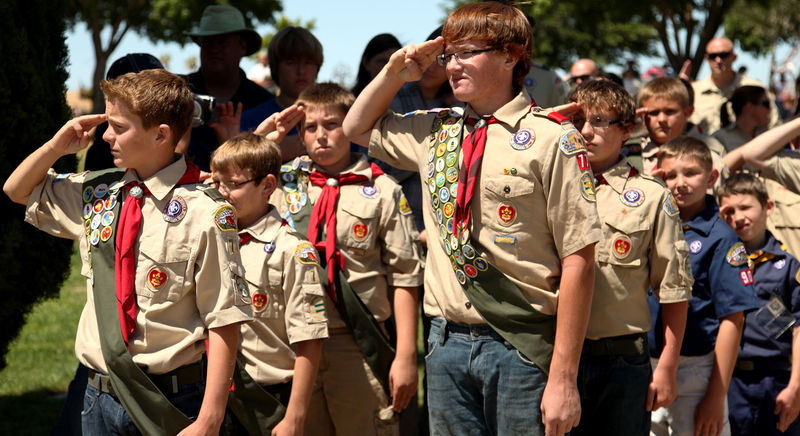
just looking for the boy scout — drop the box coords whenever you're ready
[3,69,252,435]
[636,77,726,177]
[271,82,422,436]
[649,137,759,436]
[718,172,800,435]
[209,133,328,435]
[343,3,602,435]
[566,80,692,436]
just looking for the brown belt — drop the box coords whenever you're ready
[88,361,205,397]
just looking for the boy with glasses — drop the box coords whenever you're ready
[343,2,602,435]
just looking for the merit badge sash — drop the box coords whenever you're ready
[280,157,395,394]
[227,360,286,434]
[427,109,556,373]
[83,168,192,435]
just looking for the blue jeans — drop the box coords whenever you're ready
[570,335,652,436]
[81,377,204,435]
[425,317,547,436]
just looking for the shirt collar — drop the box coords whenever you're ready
[310,153,373,179]
[598,156,634,194]
[463,90,532,129]
[239,206,283,243]
[683,195,719,236]
[122,154,187,201]
[753,231,788,258]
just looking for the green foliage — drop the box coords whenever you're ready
[725,0,800,56]
[0,0,74,370]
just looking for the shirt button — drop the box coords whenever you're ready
[465,301,472,309]
[503,185,511,194]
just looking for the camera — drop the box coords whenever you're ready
[192,94,216,127]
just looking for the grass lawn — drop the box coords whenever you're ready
[0,245,84,435]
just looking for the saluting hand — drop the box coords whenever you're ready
[255,104,305,144]
[386,37,445,83]
[48,114,106,156]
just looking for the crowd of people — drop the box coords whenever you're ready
[6,2,800,435]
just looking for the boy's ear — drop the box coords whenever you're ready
[706,167,719,189]
[261,174,278,199]
[683,105,694,118]
[154,124,172,147]
[765,198,775,217]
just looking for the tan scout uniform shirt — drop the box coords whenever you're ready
[712,124,752,152]
[524,62,568,109]
[640,126,726,179]
[588,158,693,339]
[760,152,800,259]
[369,91,603,323]
[762,151,800,194]
[690,73,779,135]
[25,157,252,375]
[273,154,423,329]
[238,207,328,386]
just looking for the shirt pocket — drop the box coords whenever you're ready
[597,218,650,268]
[137,245,191,303]
[339,201,380,251]
[247,277,283,319]
[479,175,537,234]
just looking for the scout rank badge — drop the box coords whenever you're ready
[281,156,312,214]
[148,267,167,288]
[613,235,632,259]
[163,196,187,223]
[426,110,492,285]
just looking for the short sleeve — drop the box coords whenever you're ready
[709,238,759,318]
[650,190,694,303]
[368,110,439,173]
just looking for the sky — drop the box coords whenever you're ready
[64,0,794,93]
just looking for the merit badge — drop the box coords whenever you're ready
[104,194,117,210]
[84,219,91,234]
[83,186,94,203]
[613,236,632,259]
[510,128,535,151]
[726,243,748,267]
[444,238,452,255]
[83,203,93,219]
[447,137,459,152]
[264,241,276,253]
[427,162,435,178]
[235,276,251,304]
[436,157,446,172]
[294,242,320,266]
[454,251,465,265]
[458,224,470,244]
[299,192,308,206]
[93,199,104,214]
[213,206,237,232]
[443,117,456,127]
[428,147,436,163]
[620,188,645,207]
[432,117,443,132]
[580,173,596,202]
[436,172,446,187]
[474,258,488,271]
[739,269,754,286]
[281,171,296,183]
[559,129,586,156]
[445,152,457,168]
[89,228,101,246]
[446,167,458,184]
[462,244,476,259]
[436,209,443,224]
[663,194,679,217]
[163,196,187,223]
[437,136,447,151]
[289,202,303,214]
[450,182,458,198]
[464,264,478,278]
[94,183,109,198]
[455,269,467,285]
[431,193,440,209]
[286,191,301,204]
[398,196,412,215]
[775,259,787,270]
[443,202,455,218]
[101,211,114,227]
[428,178,436,194]
[494,235,517,245]
[353,223,369,240]
[497,204,517,225]
[439,186,450,203]
[689,240,703,254]
[449,122,462,138]
[100,226,113,242]
[437,109,449,118]
[148,268,167,288]
[446,218,455,234]
[91,213,102,230]
[450,234,459,251]
[360,185,380,199]
[252,292,268,312]
[284,182,298,193]
[576,152,590,171]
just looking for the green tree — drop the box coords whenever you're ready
[66,0,283,113]
[0,0,74,370]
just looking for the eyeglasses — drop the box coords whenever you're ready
[210,177,260,193]
[706,51,733,61]
[437,48,494,66]
[569,74,593,85]
[573,116,620,130]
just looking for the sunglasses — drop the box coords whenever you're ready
[706,51,733,61]
[569,74,593,85]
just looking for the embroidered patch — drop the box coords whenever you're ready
[497,204,517,225]
[439,186,450,203]
[447,137,459,152]
[663,193,679,217]
[308,295,327,322]
[726,243,748,267]
[436,157,445,173]
[449,122,462,138]
[294,242,320,266]
[455,269,467,284]
[739,269,754,286]
[289,202,303,214]
[100,226,113,242]
[509,128,535,151]
[89,229,100,246]
[235,276,251,304]
[494,235,517,245]
[613,236,632,259]
[446,167,459,184]
[91,213,102,229]
[398,196,412,215]
[213,206,237,232]
[474,258,488,271]
[163,196,187,223]
[796,268,800,285]
[83,203,93,219]
[353,223,368,240]
[436,172,446,187]
[252,292,268,312]
[104,195,118,211]
[580,173,596,202]
[446,151,458,167]
[620,188,645,207]
[83,186,94,203]
[360,185,380,199]
[464,264,478,278]
[689,240,703,254]
[93,199,104,214]
[462,244,476,259]
[94,184,109,198]
[148,268,167,288]
[774,259,786,270]
[443,202,455,218]
[576,152,590,171]
[101,211,114,227]
[559,129,586,156]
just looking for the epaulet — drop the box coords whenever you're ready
[197,184,226,202]
[639,172,668,188]
[545,111,570,124]
[83,167,126,186]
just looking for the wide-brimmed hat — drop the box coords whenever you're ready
[185,5,262,56]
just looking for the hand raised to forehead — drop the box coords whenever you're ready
[50,114,107,156]
[386,37,445,83]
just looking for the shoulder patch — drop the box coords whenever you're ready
[294,242,320,266]
[398,195,412,215]
[213,205,237,232]
[580,172,596,202]
[559,129,586,156]
[795,267,800,285]
[726,242,748,267]
[663,193,679,217]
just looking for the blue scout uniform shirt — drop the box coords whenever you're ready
[649,195,759,357]
[739,231,800,361]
